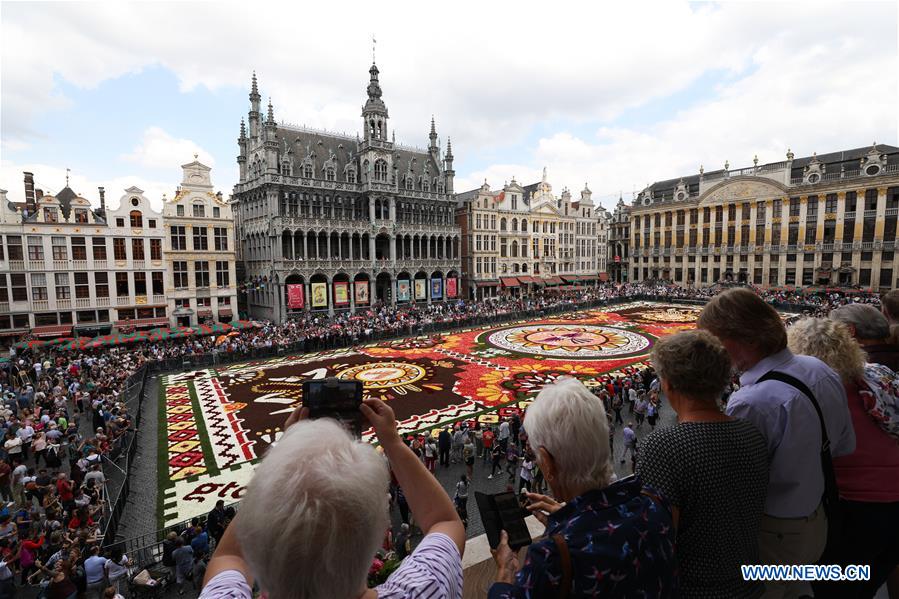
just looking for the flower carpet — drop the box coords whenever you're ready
[157,302,703,526]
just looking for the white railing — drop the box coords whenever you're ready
[96,297,110,306]
[57,299,71,309]
[152,295,166,304]
[27,260,46,270]
[33,300,49,311]
[75,298,92,308]
[53,260,68,270]
[8,260,24,271]
[116,297,131,306]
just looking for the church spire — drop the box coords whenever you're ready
[266,98,275,124]
[249,71,261,112]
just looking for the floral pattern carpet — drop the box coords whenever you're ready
[158,302,702,526]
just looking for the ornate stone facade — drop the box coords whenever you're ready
[233,65,461,322]
[629,144,899,289]
[455,170,611,299]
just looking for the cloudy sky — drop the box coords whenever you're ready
[2,0,897,212]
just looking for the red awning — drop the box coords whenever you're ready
[561,276,579,284]
[114,317,169,329]
[544,276,563,286]
[599,272,610,282]
[475,281,499,288]
[217,309,233,317]
[516,276,537,284]
[501,277,520,287]
[197,310,213,317]
[32,325,73,338]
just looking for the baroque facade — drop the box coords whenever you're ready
[233,64,461,322]
[0,173,168,337]
[162,159,238,327]
[455,170,611,300]
[629,144,899,289]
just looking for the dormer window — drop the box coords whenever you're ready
[304,164,314,178]
[130,210,143,228]
[193,203,206,218]
[346,169,357,184]
[405,177,413,190]
[177,205,185,217]
[326,167,336,181]
[422,179,430,192]
[74,209,88,223]
[44,207,58,223]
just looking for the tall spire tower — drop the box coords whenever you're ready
[362,60,389,141]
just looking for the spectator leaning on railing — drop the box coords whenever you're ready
[489,377,677,598]
[200,398,465,599]
[697,289,856,599]
[637,330,769,599]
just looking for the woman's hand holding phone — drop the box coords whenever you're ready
[359,398,401,448]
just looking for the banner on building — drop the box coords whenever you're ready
[414,279,427,301]
[311,282,328,308]
[431,278,443,299]
[354,280,370,305]
[334,281,349,306]
[397,280,411,302]
[287,284,305,309]
[446,278,458,298]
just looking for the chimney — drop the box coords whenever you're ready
[23,172,35,211]
[98,186,106,215]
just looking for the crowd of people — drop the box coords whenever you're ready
[189,287,898,599]
[0,344,136,599]
[0,281,894,599]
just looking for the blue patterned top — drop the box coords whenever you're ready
[488,476,678,598]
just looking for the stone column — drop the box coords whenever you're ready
[369,198,376,222]
[390,234,397,265]
[368,235,376,263]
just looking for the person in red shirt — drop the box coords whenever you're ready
[56,473,74,513]
[481,427,495,465]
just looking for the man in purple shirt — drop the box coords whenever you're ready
[699,289,854,599]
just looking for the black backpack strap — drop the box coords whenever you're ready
[757,370,830,451]
[756,370,841,527]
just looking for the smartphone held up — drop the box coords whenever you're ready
[301,377,364,437]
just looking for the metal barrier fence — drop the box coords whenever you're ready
[100,364,148,547]
[110,294,826,566]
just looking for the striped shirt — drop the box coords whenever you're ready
[199,533,461,599]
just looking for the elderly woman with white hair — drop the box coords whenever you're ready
[490,377,677,598]
[787,317,899,599]
[199,399,465,599]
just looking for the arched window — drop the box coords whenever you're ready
[405,176,413,190]
[521,218,527,231]
[362,161,369,182]
[500,218,507,231]
[522,263,528,273]
[129,210,143,228]
[374,160,388,182]
[512,218,518,231]
[511,240,519,258]
[304,164,313,178]
[325,167,335,181]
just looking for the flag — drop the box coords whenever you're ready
[495,191,505,202]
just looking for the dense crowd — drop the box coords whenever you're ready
[0,347,136,599]
[194,288,899,599]
[0,282,894,599]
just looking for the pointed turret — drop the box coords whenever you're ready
[248,72,261,139]
[444,136,455,194]
[266,98,275,124]
[429,116,438,152]
[239,118,246,139]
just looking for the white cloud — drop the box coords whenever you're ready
[1,0,896,213]
[1,159,176,212]
[122,127,215,171]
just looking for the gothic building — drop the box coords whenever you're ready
[233,63,461,322]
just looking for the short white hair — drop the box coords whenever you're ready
[237,419,390,599]
[524,377,612,493]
